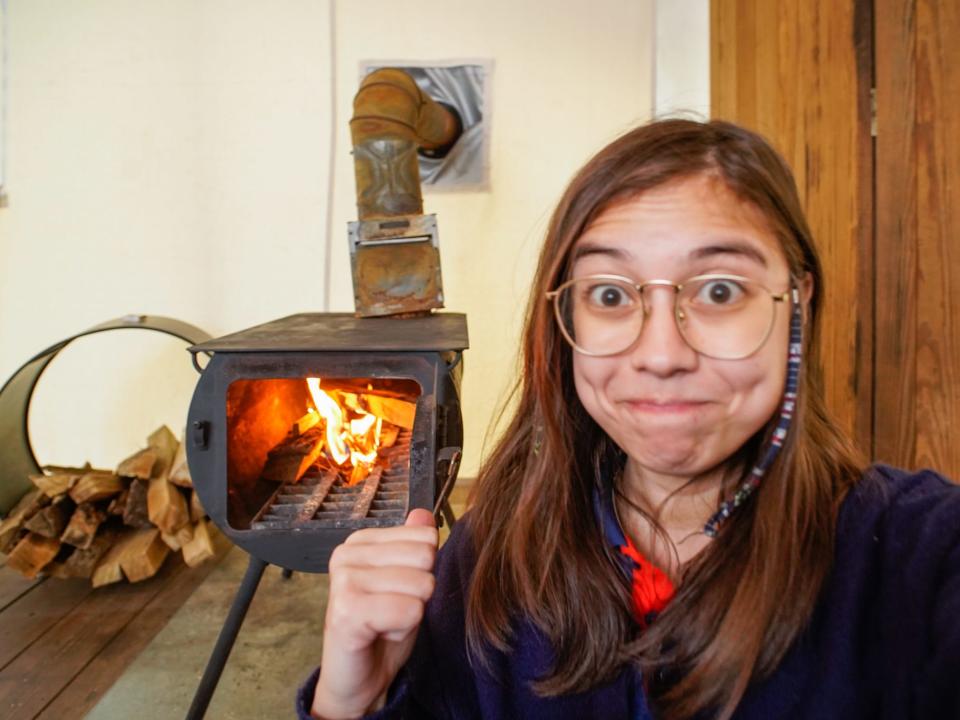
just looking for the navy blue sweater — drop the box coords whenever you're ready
[299,466,960,718]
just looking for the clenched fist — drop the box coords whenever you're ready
[311,508,438,719]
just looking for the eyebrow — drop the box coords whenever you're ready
[571,243,629,261]
[572,239,770,268]
[688,240,769,268]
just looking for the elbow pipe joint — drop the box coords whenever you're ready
[350,68,462,220]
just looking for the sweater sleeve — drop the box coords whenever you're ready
[913,482,960,717]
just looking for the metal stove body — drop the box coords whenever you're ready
[186,312,466,573]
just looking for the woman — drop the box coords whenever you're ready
[301,120,960,719]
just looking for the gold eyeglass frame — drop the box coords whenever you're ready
[544,273,792,360]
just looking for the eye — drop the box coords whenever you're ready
[694,278,745,306]
[586,283,633,308]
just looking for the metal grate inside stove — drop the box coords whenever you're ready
[250,430,412,530]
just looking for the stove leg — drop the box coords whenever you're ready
[185,554,268,720]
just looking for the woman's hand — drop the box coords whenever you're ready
[311,508,439,719]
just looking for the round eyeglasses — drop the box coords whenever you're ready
[545,273,795,360]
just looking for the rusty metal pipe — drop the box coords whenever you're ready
[350,68,461,220]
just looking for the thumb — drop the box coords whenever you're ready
[405,508,436,528]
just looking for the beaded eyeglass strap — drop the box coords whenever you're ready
[703,286,803,538]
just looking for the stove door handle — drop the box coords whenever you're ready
[433,447,462,527]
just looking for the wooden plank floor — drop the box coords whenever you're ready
[0,552,225,720]
[0,481,472,719]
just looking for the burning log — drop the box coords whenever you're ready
[147,477,190,534]
[69,472,124,504]
[379,423,400,449]
[262,425,326,484]
[61,503,107,549]
[293,410,321,436]
[6,533,61,578]
[363,395,416,430]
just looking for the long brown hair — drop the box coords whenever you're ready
[464,119,863,719]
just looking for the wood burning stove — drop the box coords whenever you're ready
[185,67,469,719]
[186,312,467,573]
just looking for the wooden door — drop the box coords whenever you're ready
[712,0,960,478]
[711,0,875,454]
[874,0,960,473]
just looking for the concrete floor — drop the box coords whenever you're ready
[86,548,329,719]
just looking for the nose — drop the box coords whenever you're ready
[627,286,699,376]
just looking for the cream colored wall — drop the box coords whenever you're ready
[655,0,710,117]
[0,0,655,476]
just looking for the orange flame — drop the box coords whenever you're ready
[306,377,382,482]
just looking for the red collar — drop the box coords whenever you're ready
[617,531,676,628]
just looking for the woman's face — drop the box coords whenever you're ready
[570,173,801,480]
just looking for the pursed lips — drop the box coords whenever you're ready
[620,398,713,414]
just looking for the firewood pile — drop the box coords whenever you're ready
[0,426,221,587]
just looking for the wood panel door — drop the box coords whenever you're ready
[712,0,960,478]
[874,0,960,474]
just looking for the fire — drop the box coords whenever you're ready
[306,377,383,484]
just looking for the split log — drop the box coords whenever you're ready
[262,426,326,484]
[182,520,217,568]
[160,523,194,551]
[61,503,107,549]
[24,496,73,539]
[0,489,49,553]
[363,395,416,430]
[147,425,179,477]
[69,472,124,504]
[59,527,118,579]
[189,489,205,523]
[147,477,189,534]
[379,423,400,449]
[42,461,92,472]
[123,478,152,528]
[30,472,80,497]
[107,488,129,516]
[168,439,192,488]
[91,532,130,587]
[293,410,321,436]
[6,533,60,578]
[116,448,157,480]
[118,528,169,582]
[348,463,371,487]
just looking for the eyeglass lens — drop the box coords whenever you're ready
[554,276,778,360]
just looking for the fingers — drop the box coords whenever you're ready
[405,507,436,527]
[326,590,429,648]
[313,511,440,718]
[331,539,436,571]
[343,522,438,547]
